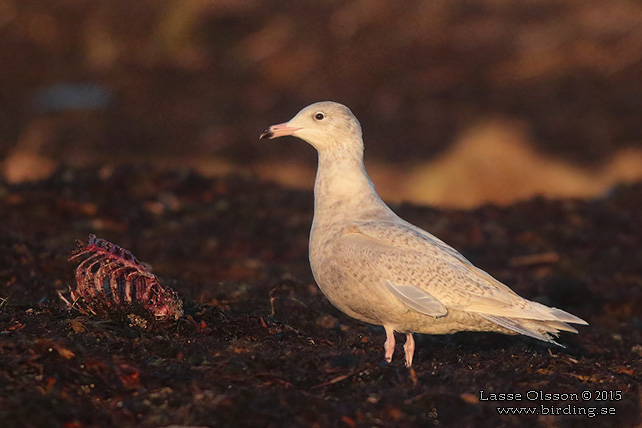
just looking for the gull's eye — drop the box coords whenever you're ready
[314,112,325,120]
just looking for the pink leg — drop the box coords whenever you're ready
[404,332,415,368]
[383,325,395,364]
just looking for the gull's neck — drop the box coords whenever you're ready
[312,146,394,225]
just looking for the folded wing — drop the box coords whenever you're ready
[343,220,587,342]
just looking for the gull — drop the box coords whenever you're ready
[259,101,587,367]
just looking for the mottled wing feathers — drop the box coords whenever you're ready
[347,221,587,326]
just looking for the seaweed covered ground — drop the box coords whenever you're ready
[0,167,641,427]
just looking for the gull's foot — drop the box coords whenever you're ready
[403,332,415,368]
[383,325,396,365]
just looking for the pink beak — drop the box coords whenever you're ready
[259,122,301,140]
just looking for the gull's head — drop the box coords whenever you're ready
[260,101,363,153]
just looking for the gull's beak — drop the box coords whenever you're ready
[259,122,301,140]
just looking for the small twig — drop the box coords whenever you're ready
[269,288,277,316]
[57,290,78,309]
[509,252,559,267]
[310,367,371,391]
[310,373,352,390]
[268,285,309,317]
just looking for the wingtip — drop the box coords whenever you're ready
[550,307,588,325]
[543,320,579,334]
[551,339,566,348]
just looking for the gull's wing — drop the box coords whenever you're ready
[343,220,587,325]
[382,280,448,317]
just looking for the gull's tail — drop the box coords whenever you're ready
[481,308,588,347]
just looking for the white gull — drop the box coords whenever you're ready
[260,101,587,367]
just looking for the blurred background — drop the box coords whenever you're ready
[1,0,641,208]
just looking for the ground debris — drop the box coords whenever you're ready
[0,167,640,428]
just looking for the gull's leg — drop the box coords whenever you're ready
[404,332,415,368]
[383,325,395,364]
